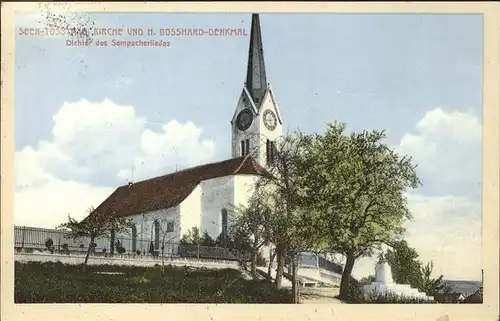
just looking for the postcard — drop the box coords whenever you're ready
[2,2,499,321]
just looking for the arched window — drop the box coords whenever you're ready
[131,225,137,253]
[221,209,228,245]
[154,220,160,250]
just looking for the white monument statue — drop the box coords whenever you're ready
[374,253,394,284]
[363,251,434,301]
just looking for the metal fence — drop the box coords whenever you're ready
[14,226,343,272]
[14,226,251,262]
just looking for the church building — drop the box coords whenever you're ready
[93,14,284,255]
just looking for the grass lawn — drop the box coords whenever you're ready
[15,261,292,303]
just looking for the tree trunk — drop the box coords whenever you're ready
[339,253,356,300]
[267,250,276,282]
[250,250,257,275]
[291,254,300,303]
[161,242,165,273]
[274,244,285,289]
[83,237,94,273]
[110,229,115,256]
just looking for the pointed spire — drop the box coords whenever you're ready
[245,13,267,109]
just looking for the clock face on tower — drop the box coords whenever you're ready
[236,108,253,131]
[263,109,277,131]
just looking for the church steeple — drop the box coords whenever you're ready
[231,13,283,167]
[245,13,268,110]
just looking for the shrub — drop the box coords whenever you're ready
[115,241,126,254]
[347,276,366,303]
[364,290,436,304]
[44,238,54,254]
[62,243,70,255]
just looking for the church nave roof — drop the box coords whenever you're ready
[92,155,267,218]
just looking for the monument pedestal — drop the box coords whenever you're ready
[363,258,434,302]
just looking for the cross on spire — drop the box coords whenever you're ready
[245,13,268,110]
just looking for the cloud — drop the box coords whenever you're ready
[352,107,482,281]
[352,193,481,281]
[396,107,482,197]
[14,180,113,229]
[14,98,217,228]
[404,194,481,280]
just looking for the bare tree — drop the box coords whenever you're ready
[156,216,181,273]
[58,207,132,272]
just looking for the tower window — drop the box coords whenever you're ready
[266,139,276,165]
[241,139,250,156]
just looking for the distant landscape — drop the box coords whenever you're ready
[443,280,482,295]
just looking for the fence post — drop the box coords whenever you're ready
[21,227,25,249]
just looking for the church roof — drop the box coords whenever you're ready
[92,155,268,218]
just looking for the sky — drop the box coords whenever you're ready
[14,12,483,281]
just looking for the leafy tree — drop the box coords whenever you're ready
[417,261,445,296]
[200,231,216,247]
[219,227,252,252]
[385,240,447,300]
[180,227,201,245]
[253,132,318,303]
[385,240,422,288]
[297,122,421,300]
[230,188,271,275]
[57,207,132,272]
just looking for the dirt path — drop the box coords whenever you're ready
[299,288,345,304]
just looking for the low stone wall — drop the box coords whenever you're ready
[14,252,239,269]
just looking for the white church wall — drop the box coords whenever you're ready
[115,207,180,254]
[233,174,258,209]
[200,176,235,239]
[179,184,202,237]
[143,207,179,245]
